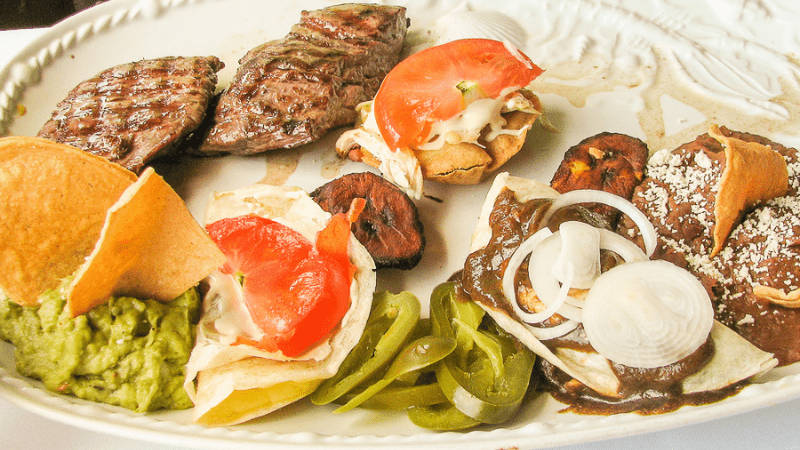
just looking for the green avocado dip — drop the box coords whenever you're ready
[0,283,200,412]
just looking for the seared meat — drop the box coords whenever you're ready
[196,3,408,155]
[38,56,224,174]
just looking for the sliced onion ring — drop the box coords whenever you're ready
[527,320,579,340]
[541,189,657,257]
[502,228,555,324]
[582,260,714,369]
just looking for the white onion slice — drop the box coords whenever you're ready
[598,228,649,263]
[542,189,657,257]
[503,228,555,323]
[527,233,584,322]
[582,260,714,369]
[527,320,580,340]
[552,221,600,289]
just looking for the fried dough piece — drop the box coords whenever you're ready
[621,124,789,260]
[417,99,542,184]
[709,124,788,256]
[337,89,543,189]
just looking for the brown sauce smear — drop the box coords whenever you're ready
[461,187,732,415]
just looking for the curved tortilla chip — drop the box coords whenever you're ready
[67,167,226,317]
[0,137,136,306]
[710,124,788,256]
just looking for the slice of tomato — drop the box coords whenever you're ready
[206,214,354,357]
[373,38,543,152]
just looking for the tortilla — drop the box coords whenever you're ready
[469,172,777,398]
[709,124,788,256]
[185,183,376,426]
[0,137,137,307]
[67,167,227,317]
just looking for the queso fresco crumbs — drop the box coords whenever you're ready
[0,282,200,412]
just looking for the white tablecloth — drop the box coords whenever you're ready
[2,24,800,450]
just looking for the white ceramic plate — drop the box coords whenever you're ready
[2,0,800,448]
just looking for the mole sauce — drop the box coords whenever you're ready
[460,187,734,415]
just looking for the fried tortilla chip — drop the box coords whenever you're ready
[0,137,137,306]
[67,167,226,317]
[710,124,788,256]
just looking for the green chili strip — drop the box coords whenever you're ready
[407,402,482,431]
[430,282,536,425]
[333,335,455,413]
[310,291,420,405]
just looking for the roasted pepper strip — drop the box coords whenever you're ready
[353,382,448,410]
[407,402,482,431]
[334,334,456,413]
[310,291,420,405]
[430,282,536,424]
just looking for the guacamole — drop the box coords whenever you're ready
[0,284,200,412]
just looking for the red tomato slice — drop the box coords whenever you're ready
[373,38,543,152]
[206,214,354,358]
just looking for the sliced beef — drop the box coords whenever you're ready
[196,3,407,156]
[38,56,224,174]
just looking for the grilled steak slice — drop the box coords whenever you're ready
[38,56,224,174]
[196,3,407,156]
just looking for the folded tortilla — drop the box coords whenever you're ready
[184,183,376,426]
[468,172,777,398]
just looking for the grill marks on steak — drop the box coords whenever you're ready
[38,56,224,174]
[197,4,408,156]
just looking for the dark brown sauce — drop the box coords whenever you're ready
[460,187,733,415]
[538,347,744,416]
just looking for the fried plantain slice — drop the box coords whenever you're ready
[550,132,649,226]
[311,172,425,270]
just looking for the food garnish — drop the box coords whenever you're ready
[311,291,422,406]
[312,286,534,431]
[205,211,355,358]
[429,282,535,426]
